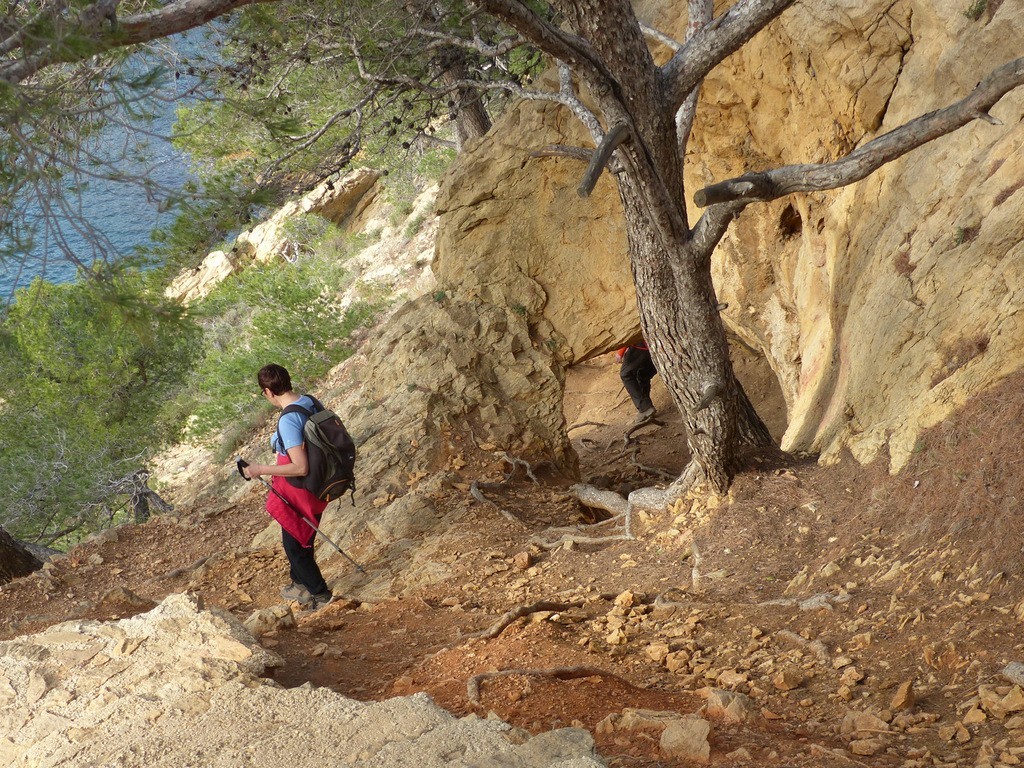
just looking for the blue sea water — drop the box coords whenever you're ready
[0,132,189,301]
[0,46,201,302]
[0,164,187,301]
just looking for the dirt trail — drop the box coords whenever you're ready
[3,359,1024,767]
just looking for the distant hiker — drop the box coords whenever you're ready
[617,341,658,422]
[243,363,334,609]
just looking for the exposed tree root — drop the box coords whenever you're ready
[468,452,543,527]
[497,452,540,484]
[469,599,584,640]
[531,484,635,549]
[625,445,676,480]
[470,481,527,527]
[567,420,608,432]
[467,665,634,705]
[624,416,664,444]
[147,555,210,584]
[531,532,633,551]
[592,439,674,482]
[653,587,690,610]
[571,483,629,517]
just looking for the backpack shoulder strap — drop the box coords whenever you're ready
[282,393,321,418]
[277,397,316,450]
[281,403,313,418]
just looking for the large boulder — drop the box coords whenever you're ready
[434,102,633,364]
[0,595,604,767]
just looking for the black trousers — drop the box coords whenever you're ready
[282,527,329,595]
[620,346,657,413]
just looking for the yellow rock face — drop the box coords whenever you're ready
[435,0,1024,471]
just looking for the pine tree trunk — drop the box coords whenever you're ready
[553,0,774,493]
[618,181,737,490]
[589,38,771,491]
[0,525,43,584]
[437,47,492,150]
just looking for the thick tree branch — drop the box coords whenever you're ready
[661,0,795,112]
[1,0,275,85]
[691,201,744,264]
[675,0,713,161]
[577,122,630,197]
[472,0,610,88]
[694,57,1024,207]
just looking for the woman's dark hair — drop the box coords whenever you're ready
[258,364,292,396]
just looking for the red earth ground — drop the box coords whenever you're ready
[3,355,1024,768]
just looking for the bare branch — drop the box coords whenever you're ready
[415,26,525,59]
[577,123,630,198]
[472,0,610,87]
[675,0,713,159]
[556,61,602,141]
[694,57,1024,207]
[566,419,608,432]
[639,22,680,52]
[661,0,795,112]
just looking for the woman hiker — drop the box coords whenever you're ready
[243,363,334,609]
[616,340,658,423]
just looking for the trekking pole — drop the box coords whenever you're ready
[235,457,366,574]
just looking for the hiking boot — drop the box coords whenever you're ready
[634,406,656,424]
[308,591,334,611]
[280,582,313,604]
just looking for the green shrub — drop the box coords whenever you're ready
[179,247,384,440]
[964,0,987,20]
[0,275,201,544]
[404,212,428,239]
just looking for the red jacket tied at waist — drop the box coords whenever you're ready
[266,453,329,547]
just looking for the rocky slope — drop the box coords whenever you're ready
[0,594,604,767]
[3,360,1024,767]
[147,0,1024,631]
[3,2,1023,765]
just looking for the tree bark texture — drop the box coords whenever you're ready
[0,525,43,584]
[553,0,773,491]
[437,47,493,150]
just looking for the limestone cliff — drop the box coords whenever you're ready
[162,0,1022,594]
[436,0,1024,472]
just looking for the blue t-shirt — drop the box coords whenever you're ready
[272,395,316,456]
